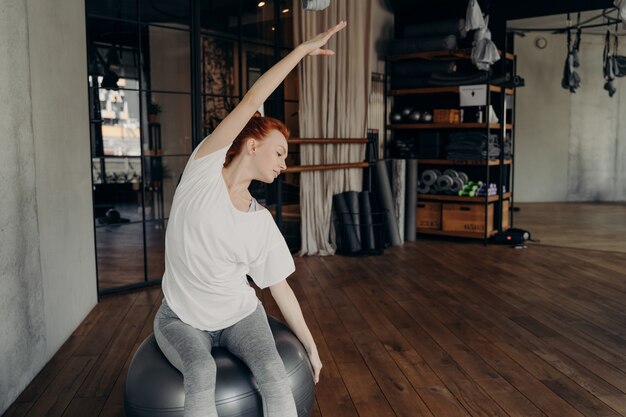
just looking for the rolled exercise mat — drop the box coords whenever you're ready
[374,160,402,246]
[428,72,490,86]
[436,174,454,190]
[392,159,406,243]
[344,191,361,242]
[421,169,439,186]
[359,191,376,252]
[449,177,464,193]
[404,159,418,241]
[390,76,432,90]
[392,60,457,77]
[332,193,361,254]
[403,18,467,38]
[389,34,457,55]
[443,169,459,179]
[417,182,431,194]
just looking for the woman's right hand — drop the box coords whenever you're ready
[299,21,347,56]
[307,348,323,384]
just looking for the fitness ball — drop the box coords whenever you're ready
[125,317,315,417]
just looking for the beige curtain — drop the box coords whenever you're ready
[294,0,373,256]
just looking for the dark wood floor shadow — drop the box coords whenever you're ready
[4,241,626,417]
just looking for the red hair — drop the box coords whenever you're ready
[224,115,290,167]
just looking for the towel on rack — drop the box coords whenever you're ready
[471,16,500,71]
[465,0,485,31]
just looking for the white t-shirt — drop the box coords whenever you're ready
[161,141,295,331]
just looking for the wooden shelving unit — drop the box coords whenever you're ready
[386,47,517,241]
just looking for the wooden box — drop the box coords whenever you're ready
[416,202,441,230]
[442,203,494,235]
[501,199,510,230]
[434,109,461,124]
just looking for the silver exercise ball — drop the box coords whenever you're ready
[124,317,315,417]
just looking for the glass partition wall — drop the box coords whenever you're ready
[86,0,297,294]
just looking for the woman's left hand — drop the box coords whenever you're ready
[307,348,323,383]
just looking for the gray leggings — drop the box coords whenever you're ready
[154,299,298,417]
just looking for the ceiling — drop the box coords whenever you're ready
[386,0,616,22]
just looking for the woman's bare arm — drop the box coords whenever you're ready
[270,279,322,383]
[195,21,347,159]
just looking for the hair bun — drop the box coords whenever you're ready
[253,111,262,118]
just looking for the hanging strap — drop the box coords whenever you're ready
[604,30,610,62]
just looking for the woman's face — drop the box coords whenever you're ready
[252,130,288,183]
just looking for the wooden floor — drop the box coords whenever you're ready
[4,241,626,417]
[515,202,626,253]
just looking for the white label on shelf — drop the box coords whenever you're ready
[459,84,487,107]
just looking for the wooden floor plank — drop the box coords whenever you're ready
[24,356,97,417]
[98,291,163,417]
[77,303,152,398]
[61,397,106,417]
[336,360,397,417]
[1,403,32,417]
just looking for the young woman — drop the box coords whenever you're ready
[154,21,347,417]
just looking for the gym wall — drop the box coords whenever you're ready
[514,30,626,202]
[0,0,97,414]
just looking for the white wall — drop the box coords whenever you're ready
[514,32,626,202]
[0,1,47,412]
[514,33,571,202]
[0,0,97,413]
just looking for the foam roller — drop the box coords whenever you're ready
[417,182,430,194]
[443,169,459,179]
[421,170,439,186]
[449,177,464,193]
[436,175,454,190]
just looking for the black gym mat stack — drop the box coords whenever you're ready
[332,191,384,256]
[388,18,526,89]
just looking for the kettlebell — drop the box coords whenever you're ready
[407,110,421,122]
[390,111,403,123]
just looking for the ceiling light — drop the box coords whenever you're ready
[282,8,290,13]
[271,27,275,31]
[258,1,265,7]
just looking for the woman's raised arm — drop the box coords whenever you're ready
[195,21,347,159]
